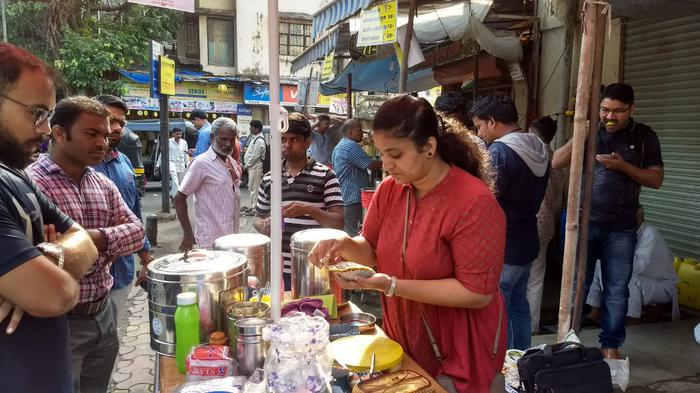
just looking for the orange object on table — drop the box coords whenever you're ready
[155,303,446,393]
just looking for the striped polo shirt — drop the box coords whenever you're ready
[331,137,373,205]
[255,158,343,273]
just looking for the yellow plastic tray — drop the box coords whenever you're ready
[330,335,404,372]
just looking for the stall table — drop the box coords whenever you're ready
[155,302,447,392]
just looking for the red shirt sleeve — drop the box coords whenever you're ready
[450,193,506,295]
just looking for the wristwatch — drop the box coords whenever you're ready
[37,242,65,269]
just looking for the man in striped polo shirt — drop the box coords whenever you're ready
[331,119,382,236]
[253,113,344,290]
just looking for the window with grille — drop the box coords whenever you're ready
[184,13,199,59]
[207,17,235,66]
[280,22,312,56]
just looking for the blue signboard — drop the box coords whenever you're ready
[237,104,252,116]
[244,82,288,105]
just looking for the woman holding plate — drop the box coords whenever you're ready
[309,95,507,392]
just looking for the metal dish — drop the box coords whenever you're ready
[329,323,360,341]
[339,312,377,333]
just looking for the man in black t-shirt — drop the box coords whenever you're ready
[552,83,664,359]
[0,43,98,393]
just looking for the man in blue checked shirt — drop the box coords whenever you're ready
[93,95,152,322]
[331,119,382,236]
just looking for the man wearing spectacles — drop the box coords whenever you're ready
[552,83,664,360]
[0,43,99,393]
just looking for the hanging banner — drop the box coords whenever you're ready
[322,51,335,81]
[329,97,348,115]
[128,0,194,13]
[158,55,176,96]
[357,0,397,47]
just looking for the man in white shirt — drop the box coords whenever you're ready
[243,120,266,215]
[156,127,189,201]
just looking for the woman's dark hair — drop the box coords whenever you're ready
[372,95,492,188]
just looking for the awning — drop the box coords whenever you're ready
[290,26,340,74]
[319,54,437,95]
[311,0,371,40]
[432,54,502,86]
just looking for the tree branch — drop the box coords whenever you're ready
[91,0,132,12]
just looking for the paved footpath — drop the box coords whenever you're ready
[110,288,155,393]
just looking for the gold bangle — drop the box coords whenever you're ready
[385,276,397,297]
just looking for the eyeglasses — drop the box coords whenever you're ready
[0,94,55,127]
[600,106,631,115]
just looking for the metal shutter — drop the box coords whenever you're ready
[624,15,700,258]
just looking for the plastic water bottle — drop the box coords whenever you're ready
[175,292,200,373]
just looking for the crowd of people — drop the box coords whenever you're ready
[0,40,674,393]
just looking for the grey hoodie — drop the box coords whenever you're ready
[494,132,549,177]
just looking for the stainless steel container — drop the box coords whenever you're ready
[290,228,348,300]
[225,301,270,354]
[147,250,248,355]
[235,318,272,376]
[213,233,270,289]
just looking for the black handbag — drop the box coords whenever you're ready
[517,342,613,393]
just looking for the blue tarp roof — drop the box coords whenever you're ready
[319,55,437,95]
[118,70,249,84]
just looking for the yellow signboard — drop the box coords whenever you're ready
[322,51,335,81]
[158,55,176,96]
[318,93,345,107]
[357,0,397,47]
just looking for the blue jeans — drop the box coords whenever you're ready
[500,262,533,350]
[584,224,637,349]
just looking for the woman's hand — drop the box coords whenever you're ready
[335,273,392,293]
[308,235,351,267]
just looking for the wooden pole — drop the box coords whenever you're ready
[572,6,607,332]
[556,1,600,342]
[398,0,417,93]
[346,73,353,119]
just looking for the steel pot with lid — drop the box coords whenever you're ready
[213,233,270,289]
[147,250,248,355]
[290,228,348,301]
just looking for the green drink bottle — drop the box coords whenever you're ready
[174,292,200,373]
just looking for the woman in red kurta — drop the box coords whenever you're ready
[310,95,507,392]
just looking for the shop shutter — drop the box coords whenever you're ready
[624,15,700,258]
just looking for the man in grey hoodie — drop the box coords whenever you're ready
[471,95,549,350]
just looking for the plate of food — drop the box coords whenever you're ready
[328,261,376,281]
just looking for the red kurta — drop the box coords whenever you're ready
[362,165,507,392]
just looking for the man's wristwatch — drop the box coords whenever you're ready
[37,242,65,269]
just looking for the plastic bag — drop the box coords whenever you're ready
[172,376,247,393]
[605,357,630,391]
[263,313,332,393]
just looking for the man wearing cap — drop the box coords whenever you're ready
[253,113,344,290]
[191,109,212,158]
[175,117,241,251]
